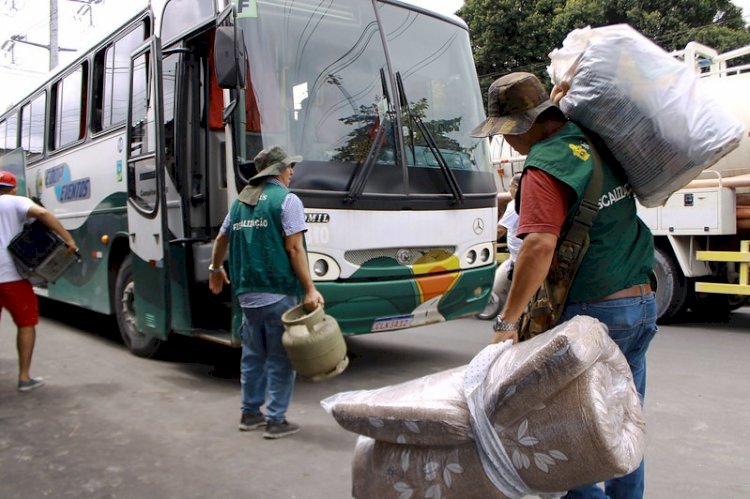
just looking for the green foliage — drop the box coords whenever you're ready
[333,99,463,164]
[458,0,750,98]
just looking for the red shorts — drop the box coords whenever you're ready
[0,280,39,328]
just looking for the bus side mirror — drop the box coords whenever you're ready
[214,26,246,89]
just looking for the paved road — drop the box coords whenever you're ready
[1,300,749,498]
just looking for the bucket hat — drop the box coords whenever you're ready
[0,170,17,188]
[248,146,302,184]
[239,146,302,205]
[470,72,556,137]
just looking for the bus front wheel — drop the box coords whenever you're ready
[115,255,163,357]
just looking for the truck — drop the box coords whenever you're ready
[638,42,750,322]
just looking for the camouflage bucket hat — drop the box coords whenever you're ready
[239,146,303,205]
[248,146,302,185]
[470,72,556,138]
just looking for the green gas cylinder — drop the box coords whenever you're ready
[281,303,348,382]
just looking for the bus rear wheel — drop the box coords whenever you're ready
[115,255,163,357]
[653,246,689,323]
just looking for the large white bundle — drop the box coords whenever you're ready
[324,316,646,498]
[549,24,744,207]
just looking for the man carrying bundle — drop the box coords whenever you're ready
[471,72,657,499]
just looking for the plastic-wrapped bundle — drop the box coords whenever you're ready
[321,316,609,446]
[322,316,646,498]
[320,366,472,446]
[548,24,744,207]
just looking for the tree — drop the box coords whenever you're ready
[459,0,750,96]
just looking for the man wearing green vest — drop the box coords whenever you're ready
[471,73,657,499]
[208,146,324,439]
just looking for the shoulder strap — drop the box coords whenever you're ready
[555,134,604,275]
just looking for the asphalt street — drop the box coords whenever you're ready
[1,299,749,498]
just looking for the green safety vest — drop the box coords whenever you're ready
[523,121,653,302]
[228,182,304,297]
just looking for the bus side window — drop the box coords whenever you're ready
[5,112,18,153]
[93,21,147,132]
[20,93,46,163]
[51,63,87,150]
[0,120,6,156]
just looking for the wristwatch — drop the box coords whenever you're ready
[493,314,519,332]
[208,264,222,274]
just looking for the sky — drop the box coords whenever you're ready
[1,0,749,111]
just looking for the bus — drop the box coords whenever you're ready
[0,0,497,357]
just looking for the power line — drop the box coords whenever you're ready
[1,0,102,71]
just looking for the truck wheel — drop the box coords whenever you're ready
[653,247,689,323]
[114,255,163,357]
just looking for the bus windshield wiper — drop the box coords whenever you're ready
[395,72,463,204]
[345,68,391,204]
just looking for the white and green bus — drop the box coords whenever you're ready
[0,0,497,357]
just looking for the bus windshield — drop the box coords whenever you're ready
[233,0,493,207]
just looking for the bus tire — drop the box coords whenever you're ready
[115,255,163,358]
[653,246,689,323]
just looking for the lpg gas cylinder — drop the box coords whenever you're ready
[281,303,348,382]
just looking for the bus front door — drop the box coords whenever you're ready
[125,38,171,340]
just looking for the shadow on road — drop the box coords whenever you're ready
[675,306,750,332]
[37,297,472,388]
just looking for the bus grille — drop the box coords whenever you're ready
[344,247,456,266]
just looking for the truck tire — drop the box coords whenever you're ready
[114,255,163,358]
[653,246,689,323]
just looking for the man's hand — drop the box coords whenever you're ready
[491,329,519,345]
[64,239,79,256]
[303,289,325,312]
[208,268,229,294]
[550,81,570,106]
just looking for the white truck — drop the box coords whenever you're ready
[638,42,750,321]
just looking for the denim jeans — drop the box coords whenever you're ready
[559,292,658,499]
[240,296,298,422]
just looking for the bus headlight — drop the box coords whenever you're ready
[480,247,491,262]
[306,252,340,281]
[461,243,496,269]
[313,259,329,277]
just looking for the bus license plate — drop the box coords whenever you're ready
[371,314,414,332]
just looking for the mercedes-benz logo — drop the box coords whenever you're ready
[473,218,485,235]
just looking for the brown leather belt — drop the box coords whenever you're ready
[594,283,652,302]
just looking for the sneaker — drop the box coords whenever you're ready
[18,377,45,392]
[238,412,266,431]
[263,420,300,439]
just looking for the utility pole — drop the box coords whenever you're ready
[50,0,59,69]
[1,0,87,71]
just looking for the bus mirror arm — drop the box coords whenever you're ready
[222,98,237,125]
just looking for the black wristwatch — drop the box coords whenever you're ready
[493,314,519,332]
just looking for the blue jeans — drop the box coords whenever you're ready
[559,292,658,499]
[240,296,298,422]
